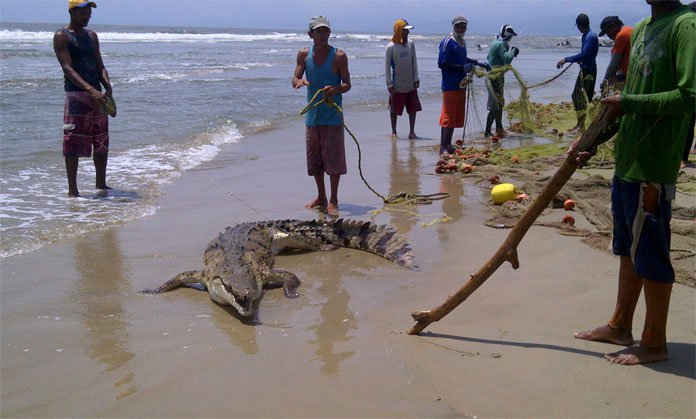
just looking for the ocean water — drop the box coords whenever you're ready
[0,22,610,257]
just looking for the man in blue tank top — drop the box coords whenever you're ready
[53,0,112,197]
[292,16,352,217]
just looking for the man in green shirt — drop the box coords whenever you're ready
[572,0,695,365]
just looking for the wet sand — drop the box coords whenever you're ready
[1,99,695,418]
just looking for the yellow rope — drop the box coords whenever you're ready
[300,89,450,206]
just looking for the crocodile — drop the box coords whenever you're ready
[141,218,419,317]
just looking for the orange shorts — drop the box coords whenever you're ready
[439,90,466,128]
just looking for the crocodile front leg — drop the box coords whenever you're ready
[262,269,301,298]
[141,270,203,294]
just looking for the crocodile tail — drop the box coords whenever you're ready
[323,218,420,271]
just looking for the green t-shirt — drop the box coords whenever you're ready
[616,5,696,184]
[487,39,516,67]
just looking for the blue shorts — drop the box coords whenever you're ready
[611,177,675,283]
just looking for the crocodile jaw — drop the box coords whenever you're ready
[209,278,257,316]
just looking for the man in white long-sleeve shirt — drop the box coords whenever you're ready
[385,19,421,140]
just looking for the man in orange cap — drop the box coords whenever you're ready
[385,19,421,140]
[54,0,113,197]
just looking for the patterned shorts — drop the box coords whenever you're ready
[305,125,347,176]
[63,91,109,157]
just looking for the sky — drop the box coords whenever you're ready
[0,0,656,35]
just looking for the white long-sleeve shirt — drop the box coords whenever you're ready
[385,40,419,93]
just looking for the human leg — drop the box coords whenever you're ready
[570,72,587,132]
[484,111,494,137]
[327,174,340,216]
[305,126,327,208]
[65,156,80,197]
[440,127,455,154]
[574,255,639,346]
[390,112,398,139]
[93,152,110,190]
[408,112,417,139]
[439,91,464,149]
[404,90,421,139]
[605,279,671,365]
[306,174,327,209]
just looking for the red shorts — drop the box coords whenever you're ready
[439,90,466,128]
[389,90,422,116]
[63,91,109,157]
[306,125,347,176]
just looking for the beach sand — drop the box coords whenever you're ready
[1,99,694,418]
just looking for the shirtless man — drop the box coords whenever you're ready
[292,16,351,217]
[54,0,112,197]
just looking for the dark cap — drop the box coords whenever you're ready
[599,16,623,36]
[575,13,590,27]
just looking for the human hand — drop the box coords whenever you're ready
[388,86,395,94]
[478,61,491,71]
[511,46,520,57]
[293,78,310,89]
[322,85,338,96]
[567,139,595,168]
[600,94,624,125]
[556,58,566,69]
[414,80,420,89]
[89,88,107,105]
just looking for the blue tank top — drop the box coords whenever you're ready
[305,46,342,127]
[62,28,101,92]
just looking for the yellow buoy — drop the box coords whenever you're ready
[491,183,518,204]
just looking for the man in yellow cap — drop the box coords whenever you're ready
[53,0,112,197]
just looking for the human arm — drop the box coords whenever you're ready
[563,32,598,64]
[385,43,394,92]
[620,21,696,116]
[325,49,351,96]
[603,53,622,83]
[53,29,106,103]
[568,94,623,167]
[92,32,111,96]
[292,48,310,89]
[411,42,420,89]
[497,42,517,64]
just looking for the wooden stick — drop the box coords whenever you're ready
[409,106,612,335]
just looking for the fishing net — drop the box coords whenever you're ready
[460,63,596,137]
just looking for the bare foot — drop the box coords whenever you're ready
[305,198,327,209]
[390,133,398,140]
[605,344,668,365]
[68,191,80,198]
[574,324,634,346]
[96,184,112,190]
[408,132,419,139]
[326,202,339,217]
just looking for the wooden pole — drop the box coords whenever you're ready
[409,106,612,335]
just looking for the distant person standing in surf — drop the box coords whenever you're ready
[53,0,113,197]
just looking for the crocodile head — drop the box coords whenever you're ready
[203,246,263,317]
[208,275,260,317]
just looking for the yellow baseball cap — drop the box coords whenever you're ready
[69,0,97,9]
